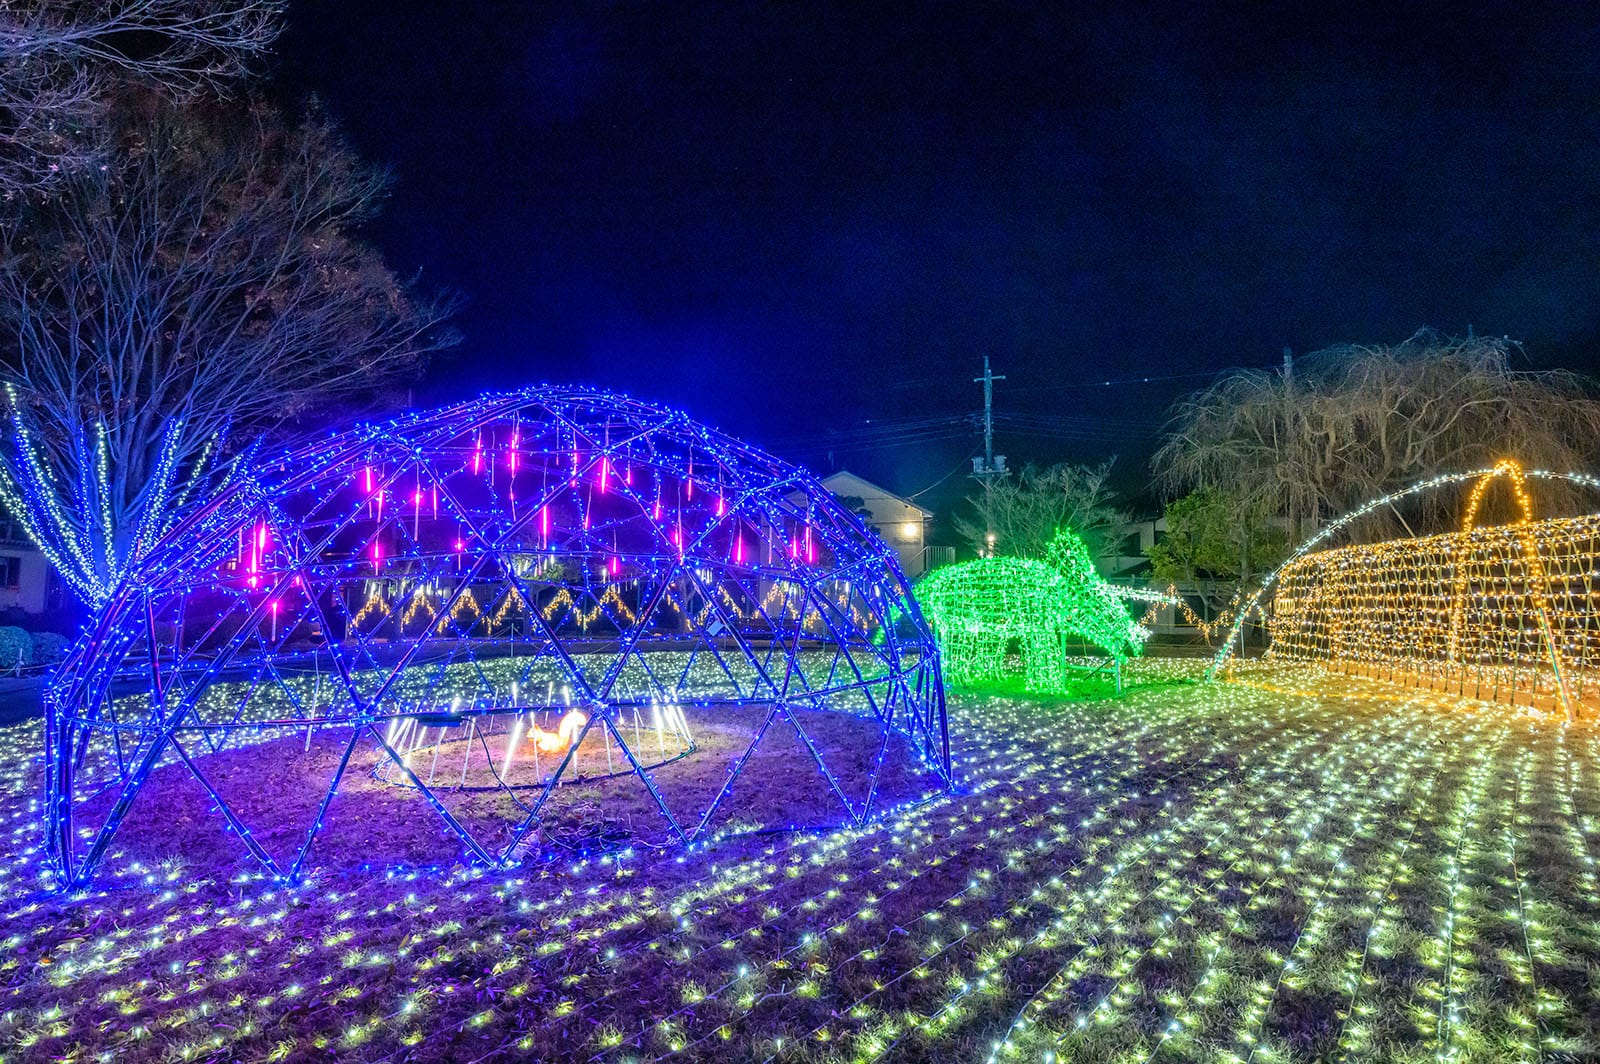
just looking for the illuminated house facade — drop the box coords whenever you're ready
[0,508,56,615]
[815,471,942,578]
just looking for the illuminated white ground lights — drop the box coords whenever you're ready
[5,661,1600,1061]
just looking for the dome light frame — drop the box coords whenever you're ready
[45,387,949,886]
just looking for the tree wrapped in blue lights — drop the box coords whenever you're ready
[45,386,949,886]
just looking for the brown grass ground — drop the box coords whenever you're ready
[3,661,1599,1063]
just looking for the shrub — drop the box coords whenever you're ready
[0,626,33,670]
[30,630,69,665]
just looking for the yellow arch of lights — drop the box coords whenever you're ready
[351,590,390,628]
[487,586,525,630]
[1129,586,1235,643]
[399,587,437,630]
[1207,460,1600,721]
[656,581,874,634]
[345,578,876,639]
[538,585,640,629]
[1445,460,1567,706]
[439,587,482,633]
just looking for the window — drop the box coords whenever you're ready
[0,556,20,590]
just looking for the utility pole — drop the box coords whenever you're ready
[970,356,1007,555]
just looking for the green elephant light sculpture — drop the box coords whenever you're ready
[914,529,1167,692]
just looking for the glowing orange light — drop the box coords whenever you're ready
[524,709,587,754]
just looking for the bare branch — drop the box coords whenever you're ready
[0,96,459,603]
[1153,331,1600,542]
[953,459,1129,559]
[0,0,284,199]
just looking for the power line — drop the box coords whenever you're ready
[1032,365,1274,391]
[778,408,1152,457]
[996,412,1150,432]
[771,360,1236,461]
[781,425,974,458]
[907,449,982,499]
[766,413,970,447]
[782,423,971,449]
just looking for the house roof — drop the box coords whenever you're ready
[818,470,935,518]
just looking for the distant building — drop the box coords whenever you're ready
[1100,512,1293,640]
[0,508,59,615]
[1097,514,1166,582]
[1098,514,1206,637]
[816,471,949,579]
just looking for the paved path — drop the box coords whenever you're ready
[0,675,45,726]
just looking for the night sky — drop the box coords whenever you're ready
[277,2,1600,515]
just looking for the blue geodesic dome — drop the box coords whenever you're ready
[46,386,949,885]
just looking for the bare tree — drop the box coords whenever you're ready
[1154,331,1600,542]
[1,0,283,198]
[954,459,1128,560]
[0,97,459,604]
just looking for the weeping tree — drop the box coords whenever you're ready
[1154,331,1600,544]
[954,459,1128,560]
[0,96,458,605]
[1,0,283,199]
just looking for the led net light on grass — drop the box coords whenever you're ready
[1212,459,1600,720]
[45,386,950,886]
